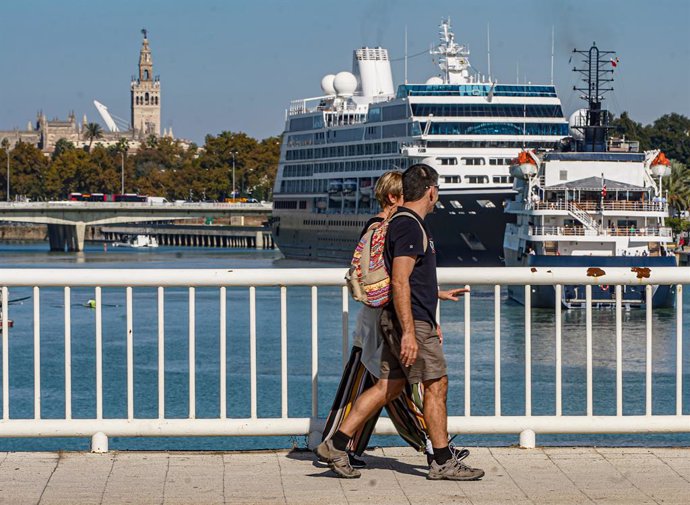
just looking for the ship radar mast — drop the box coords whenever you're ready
[430,18,473,84]
[571,42,616,152]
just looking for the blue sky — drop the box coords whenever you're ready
[1,0,688,144]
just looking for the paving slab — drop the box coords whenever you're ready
[0,447,687,504]
[0,453,57,505]
[38,453,114,505]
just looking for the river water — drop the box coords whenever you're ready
[0,242,688,451]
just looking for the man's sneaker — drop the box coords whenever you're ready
[316,452,366,469]
[427,457,485,481]
[348,454,366,469]
[426,446,470,466]
[314,440,361,479]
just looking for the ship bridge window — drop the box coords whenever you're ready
[438,157,457,165]
[466,175,489,184]
[289,116,314,132]
[477,199,496,208]
[461,157,485,166]
[382,123,408,138]
[367,107,382,122]
[425,122,569,136]
[450,200,463,209]
[382,104,409,121]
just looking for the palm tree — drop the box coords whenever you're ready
[666,160,690,214]
[83,123,104,152]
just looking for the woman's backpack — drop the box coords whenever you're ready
[345,212,427,307]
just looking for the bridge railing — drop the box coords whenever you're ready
[0,267,687,450]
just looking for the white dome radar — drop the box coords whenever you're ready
[321,74,336,95]
[333,71,358,97]
[425,76,443,85]
[568,109,588,141]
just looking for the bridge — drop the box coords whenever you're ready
[0,201,272,251]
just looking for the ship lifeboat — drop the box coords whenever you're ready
[328,180,343,194]
[509,151,539,179]
[650,152,672,177]
[343,179,357,194]
[359,180,373,196]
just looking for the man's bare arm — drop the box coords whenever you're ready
[392,255,417,367]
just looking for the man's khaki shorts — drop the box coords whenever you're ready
[378,306,447,384]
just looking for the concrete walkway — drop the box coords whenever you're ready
[1,447,689,505]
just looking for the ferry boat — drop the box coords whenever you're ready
[271,19,569,266]
[113,234,159,248]
[503,44,676,308]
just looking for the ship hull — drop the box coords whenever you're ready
[272,188,514,267]
[505,254,677,309]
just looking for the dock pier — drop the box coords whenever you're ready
[100,223,275,249]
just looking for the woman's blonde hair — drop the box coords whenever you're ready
[375,171,403,209]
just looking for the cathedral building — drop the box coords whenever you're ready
[0,31,174,154]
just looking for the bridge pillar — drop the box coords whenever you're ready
[74,222,86,252]
[47,223,86,252]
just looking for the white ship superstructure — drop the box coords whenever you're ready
[272,19,568,265]
[503,43,676,308]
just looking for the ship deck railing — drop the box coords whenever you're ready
[529,200,668,213]
[529,226,673,238]
[0,267,688,451]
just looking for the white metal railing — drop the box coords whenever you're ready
[530,200,668,213]
[530,226,673,238]
[0,267,688,449]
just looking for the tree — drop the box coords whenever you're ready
[647,114,690,167]
[610,112,650,150]
[52,138,75,160]
[83,122,104,152]
[0,138,10,201]
[665,160,690,214]
[8,141,49,200]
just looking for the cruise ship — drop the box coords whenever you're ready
[271,19,569,266]
[503,44,676,308]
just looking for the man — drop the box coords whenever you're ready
[316,164,485,481]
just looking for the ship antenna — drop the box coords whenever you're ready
[487,23,491,82]
[404,25,408,84]
[550,25,555,85]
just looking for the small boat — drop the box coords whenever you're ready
[359,180,373,196]
[113,234,159,248]
[343,179,357,194]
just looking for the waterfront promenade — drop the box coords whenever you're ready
[2,446,689,504]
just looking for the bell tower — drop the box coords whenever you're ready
[130,29,161,137]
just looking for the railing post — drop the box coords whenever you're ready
[519,429,536,449]
[90,432,108,453]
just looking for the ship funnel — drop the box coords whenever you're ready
[352,47,395,98]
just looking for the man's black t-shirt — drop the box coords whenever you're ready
[384,207,437,325]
